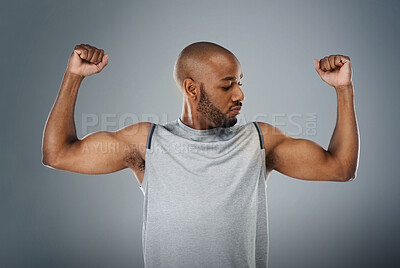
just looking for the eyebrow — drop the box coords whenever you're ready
[220,73,243,81]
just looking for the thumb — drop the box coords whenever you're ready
[313,59,323,76]
[74,49,82,55]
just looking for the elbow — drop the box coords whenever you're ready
[42,142,56,167]
[341,163,359,182]
[41,152,59,168]
[42,157,52,167]
[333,158,358,182]
[338,173,356,182]
[337,168,357,182]
[42,156,54,167]
[42,141,75,169]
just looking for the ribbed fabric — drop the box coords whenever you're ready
[140,117,269,268]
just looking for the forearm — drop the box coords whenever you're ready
[42,71,84,163]
[327,83,359,180]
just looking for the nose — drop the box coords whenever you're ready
[232,83,245,102]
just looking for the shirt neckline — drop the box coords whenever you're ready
[177,117,225,136]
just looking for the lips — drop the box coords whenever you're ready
[230,107,241,114]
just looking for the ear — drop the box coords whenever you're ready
[183,78,198,100]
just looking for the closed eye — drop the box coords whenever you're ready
[222,82,243,90]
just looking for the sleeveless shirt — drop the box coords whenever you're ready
[139,117,269,268]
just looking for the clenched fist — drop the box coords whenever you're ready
[66,44,109,78]
[313,55,352,89]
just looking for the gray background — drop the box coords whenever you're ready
[1,0,399,267]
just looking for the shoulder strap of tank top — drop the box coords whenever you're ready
[252,122,265,150]
[146,123,157,149]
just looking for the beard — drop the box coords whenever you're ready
[196,83,238,128]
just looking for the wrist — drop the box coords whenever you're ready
[64,69,85,80]
[335,84,355,106]
[334,82,353,90]
[60,70,85,96]
[335,83,353,94]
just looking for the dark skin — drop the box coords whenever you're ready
[42,44,151,184]
[180,53,244,130]
[42,43,359,186]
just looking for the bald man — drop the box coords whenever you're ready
[42,42,359,268]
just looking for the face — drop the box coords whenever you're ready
[195,54,245,128]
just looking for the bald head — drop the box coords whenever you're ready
[173,41,237,93]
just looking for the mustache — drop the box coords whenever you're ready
[230,102,242,109]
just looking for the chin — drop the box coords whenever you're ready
[221,118,237,128]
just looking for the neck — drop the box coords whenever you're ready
[180,100,217,130]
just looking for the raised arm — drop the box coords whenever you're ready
[42,44,149,174]
[259,55,359,182]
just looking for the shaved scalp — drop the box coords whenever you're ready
[173,41,236,93]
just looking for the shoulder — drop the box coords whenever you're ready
[255,121,294,153]
[114,122,154,160]
[255,121,287,138]
[115,122,153,140]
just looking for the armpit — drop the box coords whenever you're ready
[124,150,145,172]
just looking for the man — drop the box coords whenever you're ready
[42,42,359,267]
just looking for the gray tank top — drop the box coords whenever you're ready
[140,117,269,267]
